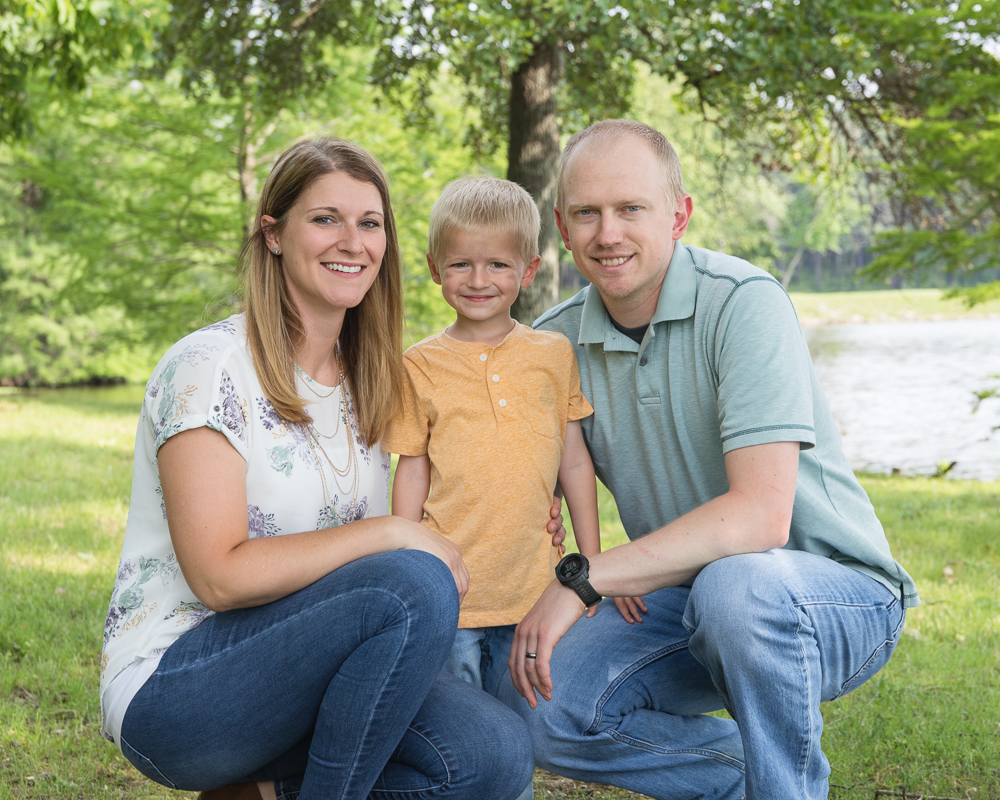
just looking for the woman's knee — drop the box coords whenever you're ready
[314,549,459,638]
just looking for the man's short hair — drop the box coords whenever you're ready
[557,119,685,210]
[428,176,541,266]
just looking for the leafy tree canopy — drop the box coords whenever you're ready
[375,0,1000,304]
[0,0,148,141]
[155,0,374,112]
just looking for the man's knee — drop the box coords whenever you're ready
[683,551,806,676]
[686,551,797,630]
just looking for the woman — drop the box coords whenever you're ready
[99,138,534,800]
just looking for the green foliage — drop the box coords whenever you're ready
[0,0,149,141]
[0,73,250,383]
[156,0,373,111]
[653,1,1000,301]
[0,236,154,387]
[864,68,1000,303]
[373,0,649,155]
[0,45,491,385]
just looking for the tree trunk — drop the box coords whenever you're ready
[781,245,806,290]
[508,41,564,324]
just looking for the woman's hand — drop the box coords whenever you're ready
[509,579,586,709]
[397,523,470,603]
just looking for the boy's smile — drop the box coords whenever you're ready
[428,228,540,344]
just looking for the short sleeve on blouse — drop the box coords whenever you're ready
[145,333,252,462]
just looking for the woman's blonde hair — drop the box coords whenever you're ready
[239,137,404,446]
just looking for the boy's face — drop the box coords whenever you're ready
[428,228,541,327]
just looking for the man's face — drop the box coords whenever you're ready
[555,136,691,319]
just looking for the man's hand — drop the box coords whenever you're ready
[547,495,566,555]
[613,596,648,624]
[509,579,586,708]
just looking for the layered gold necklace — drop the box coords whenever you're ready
[300,351,359,523]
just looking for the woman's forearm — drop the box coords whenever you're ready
[159,427,452,612]
[186,516,421,612]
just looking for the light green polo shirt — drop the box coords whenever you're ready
[535,243,919,607]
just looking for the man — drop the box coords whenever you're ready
[501,120,918,800]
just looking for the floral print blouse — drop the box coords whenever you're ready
[99,315,390,711]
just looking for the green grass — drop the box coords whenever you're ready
[2,388,999,799]
[788,287,1000,325]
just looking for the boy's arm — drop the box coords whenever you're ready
[558,420,649,624]
[558,420,600,559]
[392,454,431,522]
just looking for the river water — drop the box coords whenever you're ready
[804,319,1000,481]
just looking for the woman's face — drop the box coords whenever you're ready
[263,171,386,329]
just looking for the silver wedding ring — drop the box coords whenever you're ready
[525,653,537,659]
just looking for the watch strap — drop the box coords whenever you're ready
[570,578,602,608]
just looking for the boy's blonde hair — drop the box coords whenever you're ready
[558,119,685,210]
[428,177,541,266]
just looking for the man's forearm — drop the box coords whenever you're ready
[588,441,798,597]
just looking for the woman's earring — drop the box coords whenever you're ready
[273,247,281,254]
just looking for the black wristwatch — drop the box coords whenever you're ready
[555,553,602,608]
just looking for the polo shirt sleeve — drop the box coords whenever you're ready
[380,355,430,457]
[713,277,817,453]
[566,347,594,422]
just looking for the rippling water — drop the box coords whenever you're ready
[805,319,1000,481]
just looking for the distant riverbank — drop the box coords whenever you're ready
[789,288,1000,326]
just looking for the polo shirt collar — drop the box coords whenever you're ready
[578,243,697,349]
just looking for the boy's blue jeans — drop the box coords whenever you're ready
[445,624,534,800]
[446,624,519,691]
[118,550,534,800]
[494,549,906,800]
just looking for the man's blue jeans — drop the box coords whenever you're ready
[494,550,905,800]
[119,550,534,800]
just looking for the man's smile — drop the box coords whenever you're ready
[596,256,633,267]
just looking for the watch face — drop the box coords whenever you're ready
[560,555,583,579]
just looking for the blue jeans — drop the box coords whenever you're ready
[446,625,519,690]
[496,550,905,800]
[445,625,534,800]
[119,550,534,800]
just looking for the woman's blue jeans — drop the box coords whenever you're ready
[496,549,905,800]
[119,550,534,800]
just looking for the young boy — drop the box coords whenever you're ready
[383,177,614,691]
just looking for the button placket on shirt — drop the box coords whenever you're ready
[480,350,508,413]
[636,333,662,405]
